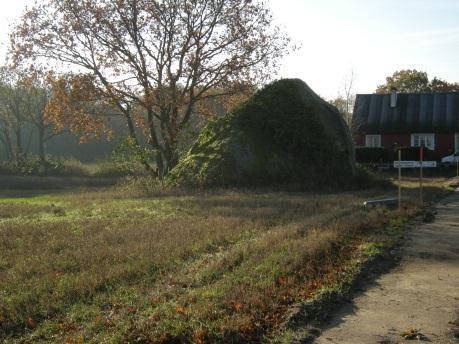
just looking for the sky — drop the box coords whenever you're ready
[1,0,459,99]
[269,0,459,98]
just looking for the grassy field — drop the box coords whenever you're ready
[0,177,450,343]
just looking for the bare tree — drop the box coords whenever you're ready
[0,68,62,165]
[23,83,60,165]
[330,68,356,129]
[0,68,31,161]
[10,0,292,176]
[0,111,14,161]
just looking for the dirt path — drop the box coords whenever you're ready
[313,192,459,344]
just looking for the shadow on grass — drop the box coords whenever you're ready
[0,175,119,193]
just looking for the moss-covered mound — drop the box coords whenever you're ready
[168,79,356,187]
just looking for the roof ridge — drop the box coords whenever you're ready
[356,92,459,96]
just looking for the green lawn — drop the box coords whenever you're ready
[0,178,449,343]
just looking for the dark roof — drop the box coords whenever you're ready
[352,92,459,134]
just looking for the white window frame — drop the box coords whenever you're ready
[365,134,382,147]
[411,133,435,150]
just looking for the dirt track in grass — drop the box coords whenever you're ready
[312,191,459,344]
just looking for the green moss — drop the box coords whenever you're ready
[168,79,356,187]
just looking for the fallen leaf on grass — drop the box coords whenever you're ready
[95,315,111,326]
[126,306,137,314]
[64,337,84,344]
[234,302,244,312]
[147,313,160,322]
[193,329,207,344]
[26,316,36,329]
[277,276,286,285]
[57,322,73,333]
[239,323,253,334]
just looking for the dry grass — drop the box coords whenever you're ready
[0,177,449,343]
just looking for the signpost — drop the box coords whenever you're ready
[393,161,416,168]
[393,161,436,168]
[398,150,402,209]
[420,147,423,206]
[418,161,437,168]
[393,147,437,209]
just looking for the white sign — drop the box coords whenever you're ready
[393,161,416,168]
[417,161,437,168]
[393,161,437,168]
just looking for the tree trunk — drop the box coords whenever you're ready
[125,110,160,176]
[146,110,165,177]
[1,128,13,161]
[38,124,46,167]
[15,127,23,162]
[163,139,179,174]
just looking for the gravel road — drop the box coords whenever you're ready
[313,192,459,344]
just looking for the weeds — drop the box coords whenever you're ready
[0,177,449,342]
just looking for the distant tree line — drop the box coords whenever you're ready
[0,68,51,163]
[0,67,129,164]
[376,69,459,93]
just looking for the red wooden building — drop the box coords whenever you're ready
[352,91,459,160]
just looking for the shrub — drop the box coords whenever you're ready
[92,160,141,178]
[355,146,434,164]
[349,165,392,189]
[0,156,90,177]
[45,157,90,176]
[398,146,434,161]
[93,136,153,178]
[355,147,391,164]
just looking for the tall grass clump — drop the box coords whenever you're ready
[0,156,91,177]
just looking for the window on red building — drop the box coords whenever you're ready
[365,134,381,147]
[411,133,435,150]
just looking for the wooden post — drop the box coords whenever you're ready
[398,149,402,209]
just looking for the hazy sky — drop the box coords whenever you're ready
[1,0,458,99]
[270,0,459,98]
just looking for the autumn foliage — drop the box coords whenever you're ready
[45,75,113,143]
[10,0,292,176]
